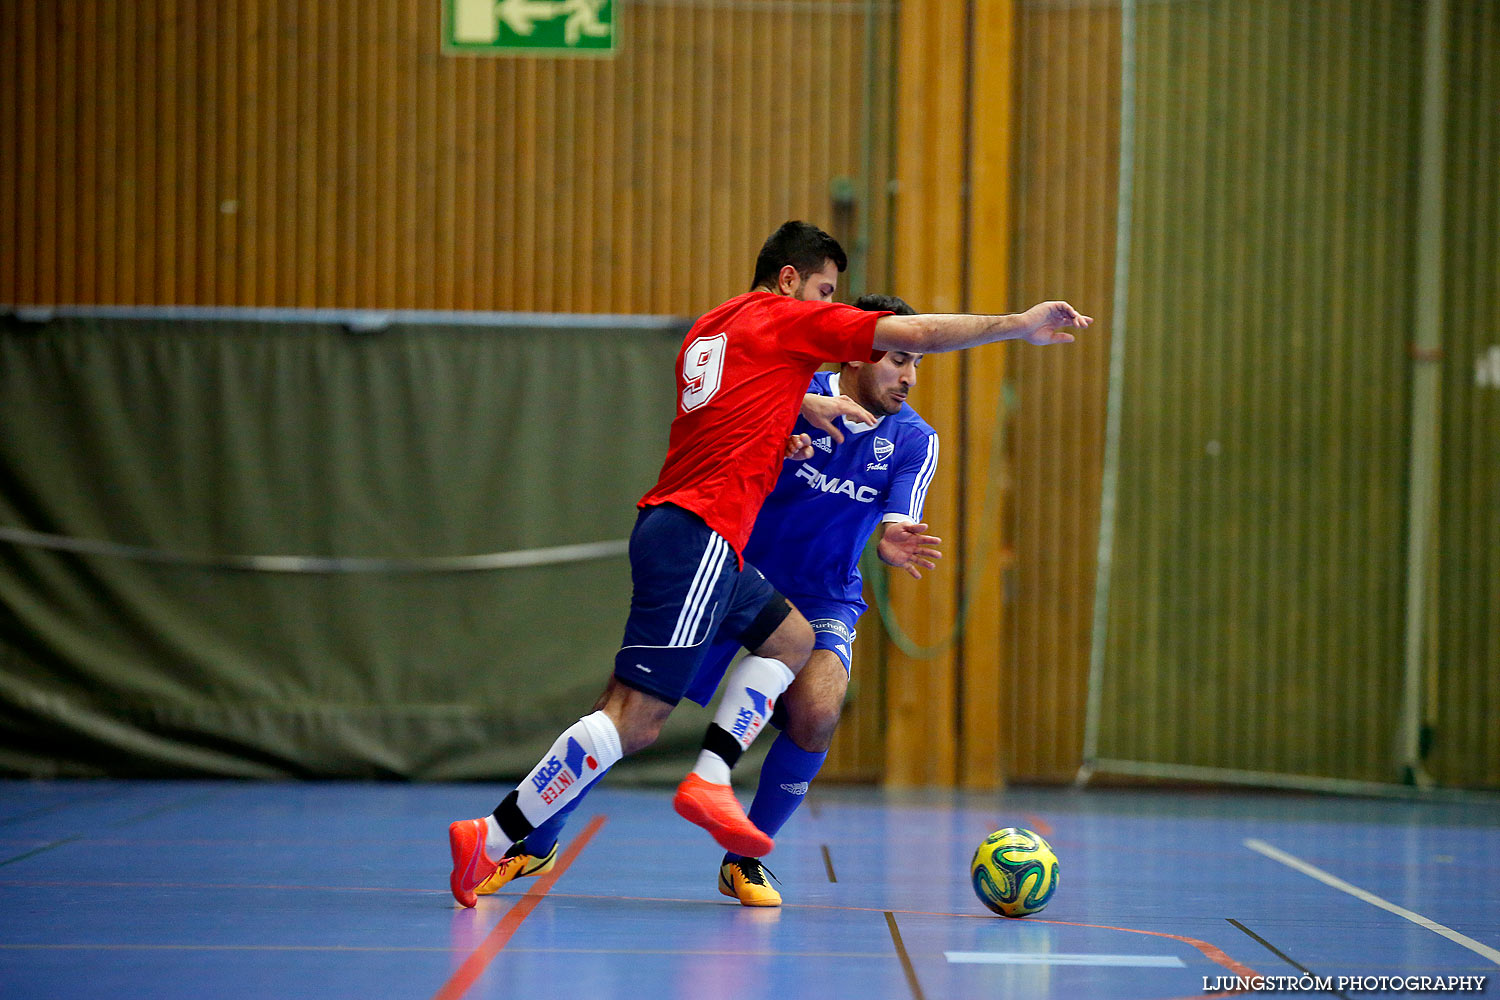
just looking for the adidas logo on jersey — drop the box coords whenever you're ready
[813,435,834,453]
[779,781,810,796]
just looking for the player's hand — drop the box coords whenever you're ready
[801,393,878,445]
[1020,301,1093,346]
[785,433,814,461]
[877,521,943,579]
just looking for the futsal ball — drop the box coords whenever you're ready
[970,827,1059,917]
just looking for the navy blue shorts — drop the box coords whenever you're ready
[613,504,789,704]
[683,596,862,707]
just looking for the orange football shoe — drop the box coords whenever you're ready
[673,773,773,857]
[448,818,498,908]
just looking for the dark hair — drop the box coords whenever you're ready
[750,221,848,291]
[854,293,916,316]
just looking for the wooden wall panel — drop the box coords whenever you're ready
[881,0,968,788]
[863,0,1018,792]
[957,0,1015,793]
[0,0,894,315]
[1005,0,1119,782]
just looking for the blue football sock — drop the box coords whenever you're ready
[742,731,827,850]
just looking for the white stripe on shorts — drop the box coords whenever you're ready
[670,534,728,647]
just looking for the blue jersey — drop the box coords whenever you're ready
[743,371,939,607]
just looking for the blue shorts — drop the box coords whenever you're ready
[682,595,863,708]
[613,504,789,705]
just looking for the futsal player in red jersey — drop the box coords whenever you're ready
[448,222,1091,906]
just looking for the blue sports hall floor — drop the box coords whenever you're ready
[1,779,1496,999]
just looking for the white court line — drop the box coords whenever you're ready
[1245,838,1500,967]
[945,952,1185,967]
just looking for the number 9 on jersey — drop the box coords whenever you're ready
[681,333,727,411]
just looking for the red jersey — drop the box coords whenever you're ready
[639,292,886,560]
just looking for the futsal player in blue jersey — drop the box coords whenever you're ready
[681,292,943,906]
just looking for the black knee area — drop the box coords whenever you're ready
[737,592,792,653]
[702,723,744,768]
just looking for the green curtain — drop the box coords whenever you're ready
[0,315,709,779]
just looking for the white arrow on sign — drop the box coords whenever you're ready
[496,0,610,44]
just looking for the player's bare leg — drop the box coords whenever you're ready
[594,677,676,753]
[776,651,848,753]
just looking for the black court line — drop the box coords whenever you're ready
[0,790,230,869]
[885,911,925,1000]
[1227,918,1350,999]
[821,844,837,883]
[0,835,86,869]
[0,787,130,828]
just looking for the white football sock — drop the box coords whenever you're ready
[493,711,623,851]
[692,655,796,785]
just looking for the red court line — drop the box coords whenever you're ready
[1027,917,1261,981]
[1021,813,1055,838]
[522,890,1261,986]
[432,814,607,1000]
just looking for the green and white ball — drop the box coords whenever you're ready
[970,827,1059,917]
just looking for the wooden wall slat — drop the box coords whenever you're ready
[213,0,235,303]
[882,0,966,788]
[0,3,16,301]
[956,0,1014,793]
[53,3,78,303]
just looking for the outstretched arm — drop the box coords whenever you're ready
[876,521,943,580]
[873,301,1092,354]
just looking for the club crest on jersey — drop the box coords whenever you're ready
[874,437,894,462]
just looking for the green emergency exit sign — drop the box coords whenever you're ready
[445,0,615,57]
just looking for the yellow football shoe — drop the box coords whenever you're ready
[475,840,559,895]
[718,856,782,907]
